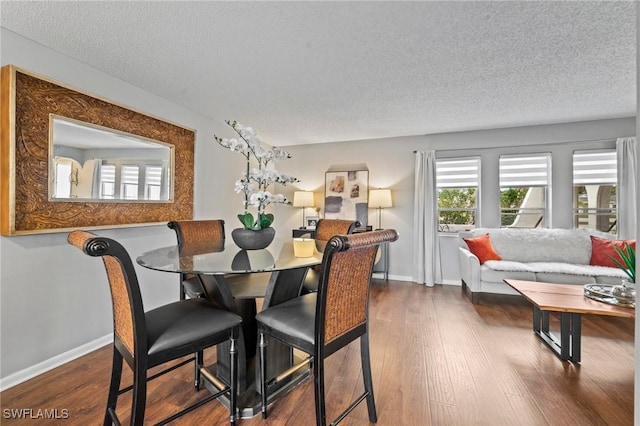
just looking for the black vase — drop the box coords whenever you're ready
[231,227,276,250]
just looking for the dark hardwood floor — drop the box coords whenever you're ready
[1,282,634,425]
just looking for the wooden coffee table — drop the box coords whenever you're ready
[504,279,635,362]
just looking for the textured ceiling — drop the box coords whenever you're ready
[1,1,636,146]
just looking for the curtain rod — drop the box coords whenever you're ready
[413,137,619,153]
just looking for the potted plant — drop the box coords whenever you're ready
[607,242,636,304]
[215,120,299,249]
[611,242,636,285]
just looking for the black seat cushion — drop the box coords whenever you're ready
[146,298,242,363]
[256,293,317,346]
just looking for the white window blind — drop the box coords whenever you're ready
[121,165,139,200]
[121,165,139,185]
[100,164,116,199]
[573,151,617,185]
[500,154,550,187]
[145,165,163,200]
[100,164,116,183]
[436,158,480,188]
[145,166,162,186]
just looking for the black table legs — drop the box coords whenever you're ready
[532,306,582,363]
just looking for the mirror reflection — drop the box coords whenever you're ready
[49,116,173,202]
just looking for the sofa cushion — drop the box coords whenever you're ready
[480,260,628,286]
[465,228,600,264]
[463,233,501,264]
[589,236,636,268]
[526,262,626,277]
[527,262,626,285]
[533,272,596,285]
[595,275,628,285]
[481,261,536,283]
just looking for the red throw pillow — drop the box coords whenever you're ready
[590,236,636,268]
[463,233,502,264]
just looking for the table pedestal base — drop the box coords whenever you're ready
[204,355,310,418]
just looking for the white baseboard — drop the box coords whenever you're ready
[440,279,462,286]
[372,273,413,282]
[0,334,112,392]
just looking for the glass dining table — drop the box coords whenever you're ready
[136,240,323,418]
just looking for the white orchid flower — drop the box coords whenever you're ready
[214,121,300,229]
[271,193,286,203]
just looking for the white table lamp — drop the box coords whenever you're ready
[293,191,315,228]
[369,189,392,230]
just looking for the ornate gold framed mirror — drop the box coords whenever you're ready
[0,65,194,235]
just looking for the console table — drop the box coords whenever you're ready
[292,228,315,238]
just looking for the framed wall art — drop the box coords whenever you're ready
[306,216,319,229]
[324,164,368,227]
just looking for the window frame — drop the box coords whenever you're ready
[499,153,551,229]
[572,149,617,234]
[436,157,481,232]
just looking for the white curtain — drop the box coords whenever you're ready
[413,150,441,286]
[91,159,103,198]
[616,137,637,239]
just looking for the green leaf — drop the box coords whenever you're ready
[610,243,636,283]
[237,212,255,229]
[257,213,274,229]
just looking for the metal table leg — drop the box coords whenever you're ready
[532,307,582,363]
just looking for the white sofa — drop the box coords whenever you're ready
[458,228,628,303]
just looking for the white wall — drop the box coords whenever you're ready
[0,29,243,388]
[284,117,635,284]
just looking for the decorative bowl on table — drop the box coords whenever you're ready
[584,283,635,308]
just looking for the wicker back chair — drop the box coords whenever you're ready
[301,219,360,294]
[314,218,360,242]
[168,219,226,300]
[168,219,269,373]
[256,229,399,426]
[68,230,241,426]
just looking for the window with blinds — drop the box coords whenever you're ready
[436,157,480,231]
[572,150,617,233]
[96,162,167,200]
[100,164,116,199]
[121,165,140,200]
[145,165,163,200]
[499,154,550,228]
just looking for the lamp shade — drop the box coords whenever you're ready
[369,189,392,208]
[293,191,315,207]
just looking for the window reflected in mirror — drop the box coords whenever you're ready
[49,116,174,202]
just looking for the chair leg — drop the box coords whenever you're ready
[313,354,327,426]
[194,350,203,390]
[360,333,377,423]
[103,347,123,426]
[230,331,238,426]
[259,332,268,419]
[130,359,148,426]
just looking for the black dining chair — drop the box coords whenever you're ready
[256,229,399,426]
[300,219,360,294]
[168,219,272,301]
[168,219,271,383]
[67,230,242,426]
[168,219,226,300]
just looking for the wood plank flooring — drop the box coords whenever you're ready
[1,282,634,425]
